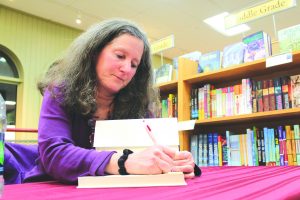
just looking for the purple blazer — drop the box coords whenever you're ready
[4,89,116,184]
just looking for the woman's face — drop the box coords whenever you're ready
[96,33,144,96]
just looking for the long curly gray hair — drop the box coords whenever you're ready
[38,19,159,119]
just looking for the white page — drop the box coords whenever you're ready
[93,118,179,148]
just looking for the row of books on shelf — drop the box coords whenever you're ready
[190,74,300,120]
[190,124,300,167]
[159,93,177,118]
[175,23,300,74]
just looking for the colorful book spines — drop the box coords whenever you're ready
[274,78,283,110]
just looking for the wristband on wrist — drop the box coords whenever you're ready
[117,149,133,175]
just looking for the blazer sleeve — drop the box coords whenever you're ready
[38,90,115,183]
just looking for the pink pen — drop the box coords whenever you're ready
[143,120,158,145]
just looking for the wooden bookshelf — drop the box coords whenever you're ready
[158,51,300,151]
[156,80,178,92]
[195,107,300,125]
[177,51,300,150]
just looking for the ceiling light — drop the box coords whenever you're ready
[5,101,16,106]
[75,17,82,24]
[0,57,6,63]
[203,12,250,36]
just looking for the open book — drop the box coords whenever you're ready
[78,172,186,188]
[77,118,195,188]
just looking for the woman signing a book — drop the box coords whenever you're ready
[4,19,200,184]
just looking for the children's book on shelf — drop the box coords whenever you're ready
[290,74,300,108]
[243,31,272,63]
[278,23,300,53]
[222,42,245,68]
[199,50,222,73]
[179,51,202,72]
[154,64,174,84]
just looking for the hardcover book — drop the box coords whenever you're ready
[199,50,222,73]
[78,172,186,188]
[243,31,272,63]
[290,74,300,108]
[278,23,300,53]
[154,64,174,85]
[222,42,245,68]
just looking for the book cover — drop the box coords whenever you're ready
[278,23,300,53]
[243,31,272,63]
[230,134,241,166]
[290,74,300,108]
[154,64,174,84]
[78,172,186,188]
[199,50,222,73]
[222,42,245,68]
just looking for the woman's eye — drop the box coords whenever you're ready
[131,63,138,68]
[116,54,125,59]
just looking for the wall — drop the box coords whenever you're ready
[0,6,81,140]
[0,6,173,141]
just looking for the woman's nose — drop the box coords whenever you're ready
[120,60,131,72]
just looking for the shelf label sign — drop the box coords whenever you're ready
[151,35,174,54]
[224,0,297,29]
[266,52,293,68]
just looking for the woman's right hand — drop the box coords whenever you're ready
[124,145,176,175]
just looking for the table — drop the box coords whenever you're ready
[3,167,300,200]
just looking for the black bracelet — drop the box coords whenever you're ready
[118,149,133,175]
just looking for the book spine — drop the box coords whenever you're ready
[257,128,262,165]
[203,134,208,166]
[262,80,269,112]
[294,124,300,165]
[268,79,276,111]
[278,126,285,166]
[208,133,214,166]
[285,125,294,166]
[281,76,291,109]
[261,129,266,166]
[190,134,199,166]
[274,128,280,166]
[213,133,219,166]
[198,134,204,166]
[256,81,264,112]
[252,80,257,113]
[274,78,283,110]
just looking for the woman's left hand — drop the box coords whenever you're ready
[170,151,195,179]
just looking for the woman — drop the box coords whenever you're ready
[5,19,199,184]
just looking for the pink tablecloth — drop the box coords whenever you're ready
[3,167,300,200]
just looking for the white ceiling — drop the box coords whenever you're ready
[1,0,300,59]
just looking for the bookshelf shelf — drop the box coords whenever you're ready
[183,50,300,85]
[156,80,178,92]
[195,107,300,126]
